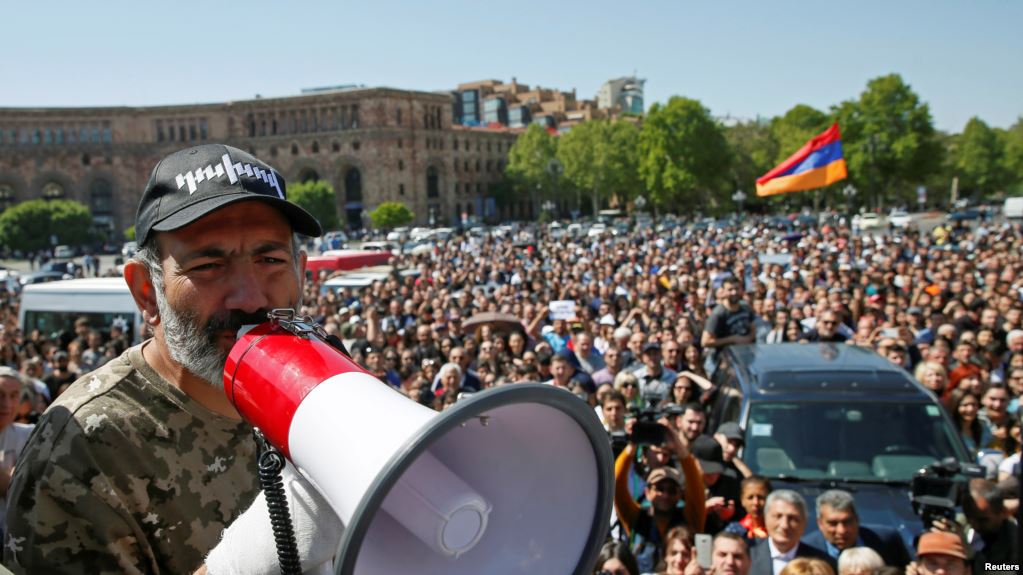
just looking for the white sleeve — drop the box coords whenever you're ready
[206,461,343,575]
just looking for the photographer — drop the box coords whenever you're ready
[614,418,706,574]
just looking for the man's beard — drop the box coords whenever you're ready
[154,288,274,389]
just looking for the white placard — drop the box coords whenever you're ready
[548,300,576,321]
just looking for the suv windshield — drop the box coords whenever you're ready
[744,401,965,482]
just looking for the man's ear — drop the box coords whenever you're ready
[124,260,160,327]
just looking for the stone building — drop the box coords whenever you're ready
[0,86,521,240]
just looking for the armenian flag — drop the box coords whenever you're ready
[756,123,847,197]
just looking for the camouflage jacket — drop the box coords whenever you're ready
[3,345,260,574]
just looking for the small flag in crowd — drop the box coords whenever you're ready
[756,123,848,197]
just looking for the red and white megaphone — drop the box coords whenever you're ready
[223,309,614,574]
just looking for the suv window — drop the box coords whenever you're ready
[744,400,964,481]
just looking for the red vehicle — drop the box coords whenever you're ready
[306,250,392,280]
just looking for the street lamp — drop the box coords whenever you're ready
[634,196,647,211]
[732,190,747,214]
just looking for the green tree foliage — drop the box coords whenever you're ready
[953,117,1005,197]
[288,180,340,231]
[505,124,559,202]
[0,199,94,253]
[724,119,779,209]
[123,225,136,241]
[771,105,830,166]
[557,120,641,215]
[369,202,414,230]
[1000,117,1023,191]
[832,74,941,208]
[638,97,730,212]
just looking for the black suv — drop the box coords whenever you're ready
[706,343,973,552]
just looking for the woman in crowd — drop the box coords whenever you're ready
[614,371,644,410]
[780,558,836,575]
[593,540,639,575]
[656,526,695,575]
[837,548,885,575]
[914,361,949,396]
[948,388,992,455]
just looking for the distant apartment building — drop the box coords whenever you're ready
[0,86,524,236]
[596,76,646,116]
[453,78,611,132]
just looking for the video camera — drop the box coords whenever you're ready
[910,457,984,529]
[627,398,682,446]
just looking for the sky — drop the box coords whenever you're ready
[4,0,1021,133]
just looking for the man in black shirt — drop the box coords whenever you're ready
[702,277,755,354]
[805,311,848,343]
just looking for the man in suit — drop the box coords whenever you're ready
[749,490,834,575]
[802,490,911,569]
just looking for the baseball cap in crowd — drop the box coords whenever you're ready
[135,144,322,245]
[716,422,744,444]
[642,342,661,354]
[690,435,725,476]
[916,531,968,560]
[646,467,682,488]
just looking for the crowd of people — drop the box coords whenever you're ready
[0,204,1021,572]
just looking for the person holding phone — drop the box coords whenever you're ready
[614,420,707,574]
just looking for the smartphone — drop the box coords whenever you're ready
[629,422,665,445]
[881,328,899,338]
[695,533,713,570]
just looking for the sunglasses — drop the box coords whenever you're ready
[621,383,638,389]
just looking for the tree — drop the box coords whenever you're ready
[288,180,340,231]
[557,120,641,215]
[505,124,559,207]
[638,97,731,213]
[369,202,414,230]
[0,199,94,253]
[724,119,778,211]
[124,225,136,241]
[832,74,941,209]
[1000,117,1023,191]
[771,105,830,166]
[952,117,1005,199]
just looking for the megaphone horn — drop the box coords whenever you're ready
[224,309,615,575]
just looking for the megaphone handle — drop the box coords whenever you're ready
[254,428,302,575]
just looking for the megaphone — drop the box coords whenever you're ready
[223,310,614,574]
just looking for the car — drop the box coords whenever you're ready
[19,270,74,286]
[53,245,75,259]
[121,241,138,258]
[945,209,981,223]
[888,210,913,229]
[587,223,608,238]
[853,212,884,230]
[705,343,974,554]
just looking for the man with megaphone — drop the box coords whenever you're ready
[5,144,615,575]
[4,144,324,573]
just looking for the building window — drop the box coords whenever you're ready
[398,159,404,171]
[42,182,64,200]
[426,167,439,199]
[190,124,198,141]
[464,160,469,172]
[90,179,113,215]
[299,169,320,183]
[43,129,52,145]
[399,184,405,196]
[81,153,91,166]
[453,161,459,173]
[476,160,481,172]
[396,108,402,125]
[453,139,458,151]
[397,138,403,149]
[351,105,360,128]
[200,119,209,140]
[178,126,185,142]
[247,114,256,137]
[486,160,492,173]
[487,142,492,152]
[0,184,15,210]
[332,141,341,152]
[156,121,165,142]
[352,141,360,151]
[312,141,320,154]
[476,183,482,194]
[291,143,299,155]
[31,130,40,145]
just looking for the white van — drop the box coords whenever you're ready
[1004,197,1023,220]
[19,278,143,343]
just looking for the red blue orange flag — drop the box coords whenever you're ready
[756,123,848,197]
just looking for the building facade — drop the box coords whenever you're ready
[0,87,521,239]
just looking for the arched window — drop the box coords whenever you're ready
[299,169,320,183]
[311,141,320,154]
[42,182,64,200]
[90,180,113,215]
[0,184,15,211]
[426,167,439,199]
[344,168,362,203]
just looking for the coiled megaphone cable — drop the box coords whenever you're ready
[254,428,302,575]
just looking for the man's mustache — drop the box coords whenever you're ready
[204,310,274,337]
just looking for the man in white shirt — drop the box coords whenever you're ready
[749,490,834,575]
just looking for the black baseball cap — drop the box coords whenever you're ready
[135,144,322,245]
